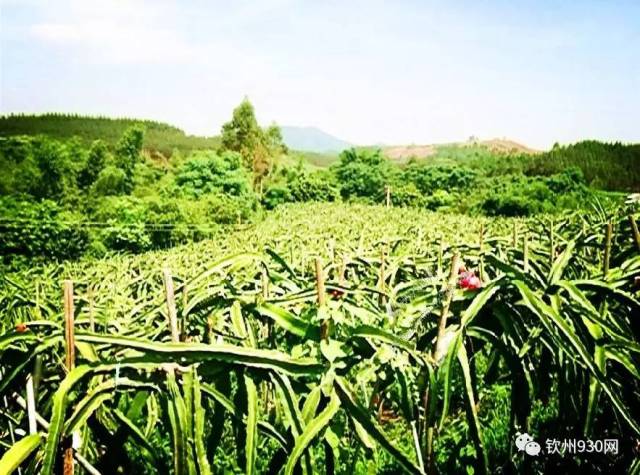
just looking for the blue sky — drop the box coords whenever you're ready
[1,0,638,148]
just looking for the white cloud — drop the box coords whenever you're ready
[28,0,198,64]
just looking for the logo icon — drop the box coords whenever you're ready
[515,433,541,456]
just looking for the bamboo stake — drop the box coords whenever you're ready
[63,280,75,475]
[603,221,613,277]
[25,375,37,435]
[512,221,518,248]
[629,215,640,252]
[385,185,391,208]
[162,268,180,343]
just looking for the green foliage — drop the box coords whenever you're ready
[0,113,220,157]
[288,170,340,202]
[219,99,286,188]
[175,150,252,198]
[1,203,638,474]
[115,126,144,192]
[333,148,397,200]
[92,196,153,252]
[262,185,292,210]
[403,164,477,194]
[77,140,108,189]
[0,197,88,262]
[92,165,128,196]
[220,99,263,165]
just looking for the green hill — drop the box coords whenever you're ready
[0,113,220,158]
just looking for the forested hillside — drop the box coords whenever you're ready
[1,101,636,266]
[0,113,220,157]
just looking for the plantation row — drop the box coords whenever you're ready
[1,203,640,474]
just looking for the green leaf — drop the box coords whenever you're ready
[254,303,319,339]
[76,333,324,375]
[334,377,424,475]
[514,281,640,436]
[0,434,42,474]
[244,375,258,475]
[284,391,341,475]
[457,344,488,475]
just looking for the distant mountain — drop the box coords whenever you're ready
[280,126,351,153]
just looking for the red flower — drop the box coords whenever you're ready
[459,271,482,290]
[15,323,28,333]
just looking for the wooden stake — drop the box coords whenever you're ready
[629,215,640,252]
[315,258,328,340]
[162,268,180,343]
[88,286,95,333]
[63,279,75,475]
[603,221,613,277]
[63,281,75,372]
[315,258,325,307]
[385,185,391,208]
[512,221,518,248]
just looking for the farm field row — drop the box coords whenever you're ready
[1,202,639,474]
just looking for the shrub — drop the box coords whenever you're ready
[262,186,292,210]
[92,166,128,196]
[332,148,397,200]
[0,197,88,262]
[288,171,340,202]
[175,150,253,198]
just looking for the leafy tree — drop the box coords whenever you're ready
[175,151,253,197]
[288,170,339,202]
[220,98,263,168]
[92,166,128,196]
[115,126,144,192]
[332,148,397,200]
[264,123,288,157]
[31,137,77,200]
[219,98,285,190]
[78,140,108,189]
